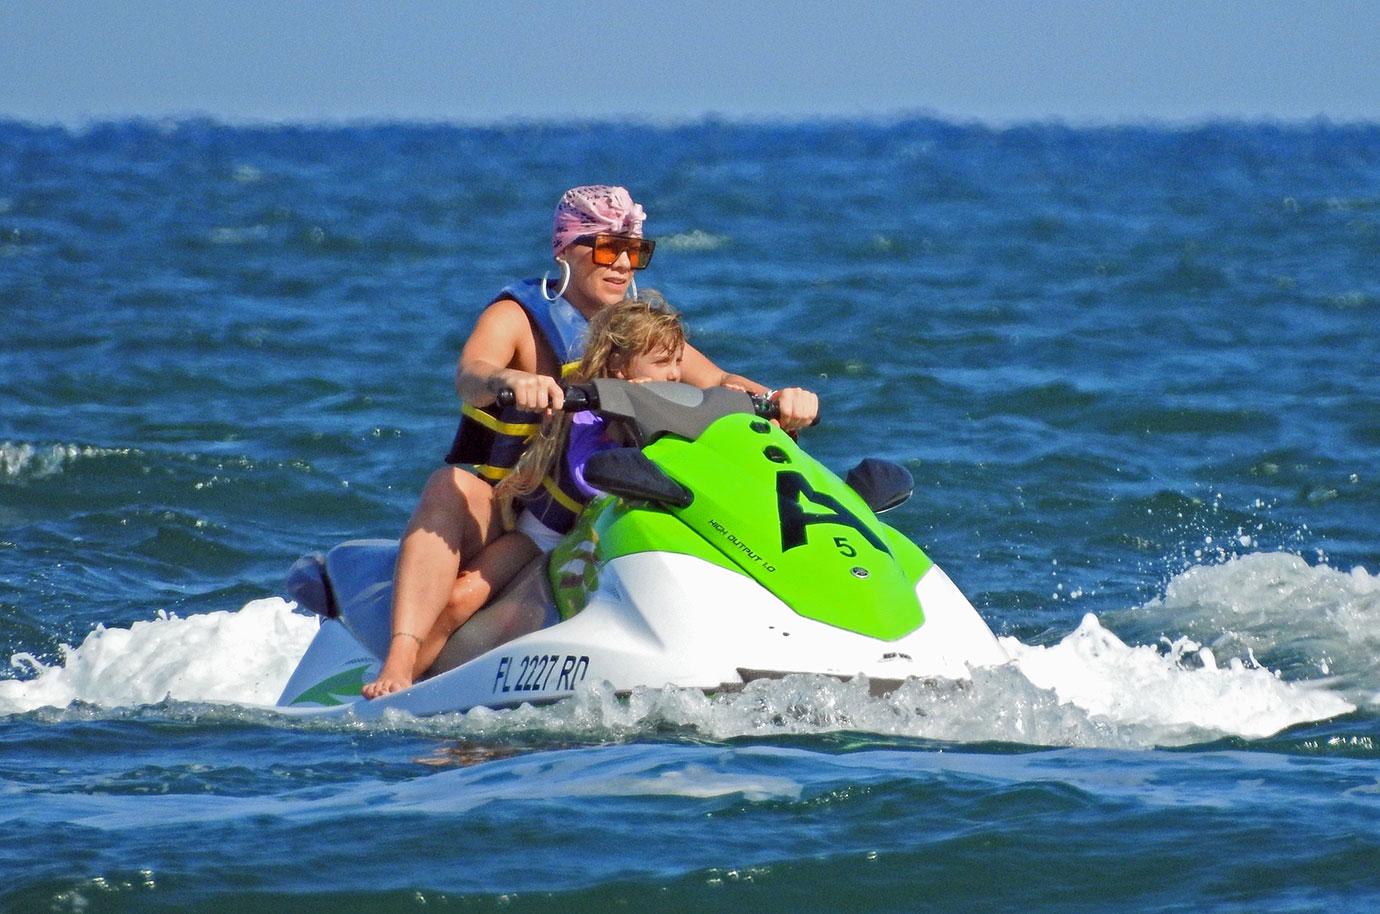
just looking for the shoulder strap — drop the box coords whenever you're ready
[496,279,583,365]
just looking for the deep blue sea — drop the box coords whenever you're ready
[2,117,1378,912]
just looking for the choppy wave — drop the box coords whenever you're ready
[3,554,1361,745]
[9,737,1379,910]
[0,441,136,481]
[19,745,806,833]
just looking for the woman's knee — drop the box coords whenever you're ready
[409,466,499,552]
[414,468,489,520]
[440,569,488,626]
[420,465,488,501]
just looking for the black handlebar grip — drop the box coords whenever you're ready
[492,383,599,413]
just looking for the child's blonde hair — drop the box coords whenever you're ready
[494,291,686,527]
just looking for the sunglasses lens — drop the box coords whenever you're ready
[589,239,617,265]
[631,238,654,269]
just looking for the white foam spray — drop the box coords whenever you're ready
[1,598,318,715]
[1000,613,1352,741]
[1134,551,1380,697]
[2,553,1367,746]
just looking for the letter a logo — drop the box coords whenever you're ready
[775,471,889,554]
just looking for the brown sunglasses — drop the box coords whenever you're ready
[572,233,656,269]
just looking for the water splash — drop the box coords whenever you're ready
[1000,614,1351,741]
[1131,551,1380,696]
[425,621,1347,749]
[0,599,317,714]
[3,554,1361,745]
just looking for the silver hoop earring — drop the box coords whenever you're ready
[541,258,571,301]
[628,277,638,301]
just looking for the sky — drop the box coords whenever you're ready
[2,0,1378,126]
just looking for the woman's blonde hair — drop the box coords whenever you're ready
[494,291,686,528]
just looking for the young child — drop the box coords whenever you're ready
[495,291,685,548]
[362,294,686,698]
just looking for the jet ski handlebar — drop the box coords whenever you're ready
[494,382,778,418]
[749,392,780,420]
[493,383,599,413]
[494,380,812,444]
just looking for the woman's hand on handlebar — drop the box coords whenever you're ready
[772,387,819,433]
[490,370,564,412]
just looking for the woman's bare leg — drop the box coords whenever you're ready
[412,531,541,676]
[363,466,499,699]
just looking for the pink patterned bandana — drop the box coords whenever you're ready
[552,185,646,257]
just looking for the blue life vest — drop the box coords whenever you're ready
[444,279,591,534]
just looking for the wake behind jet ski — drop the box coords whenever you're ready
[275,379,1008,717]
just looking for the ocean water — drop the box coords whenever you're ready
[2,117,1379,911]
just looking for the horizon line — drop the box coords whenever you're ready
[4,108,1378,134]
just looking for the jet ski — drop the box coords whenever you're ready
[275,380,1009,717]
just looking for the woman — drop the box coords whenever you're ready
[364,185,818,698]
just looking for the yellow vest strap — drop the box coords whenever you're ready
[474,464,510,482]
[461,403,539,438]
[541,475,585,514]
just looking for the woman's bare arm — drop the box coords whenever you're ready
[455,299,565,411]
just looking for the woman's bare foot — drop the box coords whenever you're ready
[361,671,412,699]
[362,637,420,699]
